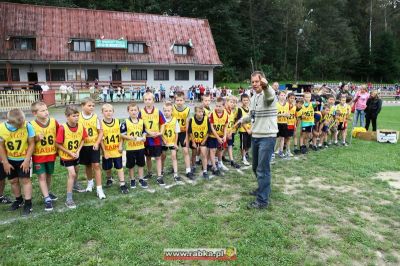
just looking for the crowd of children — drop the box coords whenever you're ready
[0,86,352,215]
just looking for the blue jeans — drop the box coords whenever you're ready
[252,137,276,205]
[353,109,365,127]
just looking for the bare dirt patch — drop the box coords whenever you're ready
[373,172,400,189]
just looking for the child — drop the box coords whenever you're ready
[55,106,87,209]
[121,103,148,189]
[276,91,290,158]
[161,102,182,183]
[293,98,304,154]
[188,89,194,104]
[188,104,211,179]
[319,104,332,148]
[324,95,338,145]
[286,93,297,156]
[100,104,128,193]
[298,92,315,154]
[0,109,35,215]
[30,101,59,211]
[225,96,241,168]
[208,97,228,176]
[235,94,252,165]
[336,96,351,146]
[172,91,193,179]
[197,93,212,166]
[140,92,166,186]
[78,98,105,199]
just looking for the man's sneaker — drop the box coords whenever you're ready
[85,182,94,192]
[139,179,148,188]
[130,179,136,189]
[97,189,106,199]
[202,172,210,179]
[0,195,12,204]
[22,204,33,216]
[9,200,23,211]
[219,163,229,171]
[44,201,53,211]
[120,185,129,194]
[230,161,241,169]
[106,178,113,187]
[73,182,86,193]
[242,158,250,166]
[65,200,76,209]
[48,193,58,201]
[186,172,195,180]
[157,177,166,186]
[212,169,221,176]
[174,176,183,183]
[143,173,152,181]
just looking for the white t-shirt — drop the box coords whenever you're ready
[60,84,67,94]
[42,84,49,92]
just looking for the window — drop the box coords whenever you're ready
[13,37,36,50]
[195,71,209,81]
[173,45,188,55]
[45,69,65,81]
[0,69,20,82]
[175,70,189,81]
[72,40,93,52]
[87,69,99,81]
[67,69,86,81]
[128,43,145,54]
[154,70,169,81]
[131,69,147,80]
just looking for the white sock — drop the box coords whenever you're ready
[186,168,191,173]
[88,179,94,186]
[218,161,223,167]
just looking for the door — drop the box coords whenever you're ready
[112,69,121,86]
[27,72,38,88]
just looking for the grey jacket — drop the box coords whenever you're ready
[242,86,278,138]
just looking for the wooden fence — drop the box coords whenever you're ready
[0,90,41,113]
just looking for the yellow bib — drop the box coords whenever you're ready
[190,117,208,143]
[141,107,160,133]
[238,107,251,133]
[210,110,227,138]
[287,104,297,126]
[163,117,177,146]
[79,112,99,146]
[125,119,145,151]
[172,105,190,132]
[300,103,314,123]
[204,107,212,118]
[31,118,57,156]
[102,119,122,158]
[0,122,29,160]
[226,108,237,134]
[277,102,289,124]
[59,123,84,160]
[336,104,350,122]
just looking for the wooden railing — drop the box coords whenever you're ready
[0,90,41,112]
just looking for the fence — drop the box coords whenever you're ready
[0,90,41,113]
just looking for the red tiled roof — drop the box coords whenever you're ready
[0,2,222,66]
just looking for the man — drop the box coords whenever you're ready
[240,71,278,209]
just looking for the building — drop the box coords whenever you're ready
[0,2,222,91]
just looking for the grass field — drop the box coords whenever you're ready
[0,107,399,265]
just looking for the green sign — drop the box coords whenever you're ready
[95,39,127,49]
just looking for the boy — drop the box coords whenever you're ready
[0,109,35,215]
[286,93,297,156]
[161,102,182,183]
[188,104,211,179]
[140,92,166,186]
[324,95,338,145]
[100,104,128,193]
[336,96,351,146]
[293,98,304,154]
[78,98,105,199]
[276,91,290,158]
[298,92,315,154]
[56,106,87,209]
[172,91,193,179]
[121,103,148,189]
[208,97,228,175]
[196,93,212,166]
[225,96,241,168]
[235,94,252,165]
[30,101,59,211]
[319,104,332,148]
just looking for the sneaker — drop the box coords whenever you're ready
[97,189,106,199]
[186,172,195,180]
[312,145,318,151]
[212,169,221,176]
[196,160,201,165]
[278,151,286,159]
[174,176,183,183]
[22,204,33,216]
[342,142,348,147]
[65,200,76,209]
[230,161,241,169]
[219,163,229,171]
[144,173,152,181]
[106,178,113,187]
[334,142,339,146]
[9,200,23,211]
[247,201,268,210]
[157,177,166,186]
[139,179,148,188]
[120,185,129,194]
[130,179,136,189]
[293,148,300,155]
[0,195,12,204]
[242,158,250,166]
[286,151,294,157]
[202,172,210,179]
[328,141,332,146]
[85,182,94,192]
[300,146,307,154]
[73,182,86,193]
[48,193,58,201]
[191,166,197,173]
[207,165,213,171]
[222,156,229,162]
[44,201,53,211]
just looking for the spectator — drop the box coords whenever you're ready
[59,82,68,105]
[353,85,370,127]
[108,84,114,102]
[365,90,382,132]
[102,85,108,103]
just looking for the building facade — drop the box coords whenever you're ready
[0,2,222,90]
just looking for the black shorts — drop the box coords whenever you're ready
[102,157,123,170]
[126,150,145,168]
[239,132,251,150]
[162,146,176,151]
[277,123,288,137]
[145,145,162,158]
[79,146,101,165]
[207,137,222,149]
[60,159,79,167]
[227,133,235,146]
[322,125,329,133]
[287,129,295,137]
[177,132,187,147]
[0,163,6,180]
[301,126,313,133]
[4,160,30,179]
[338,122,347,131]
